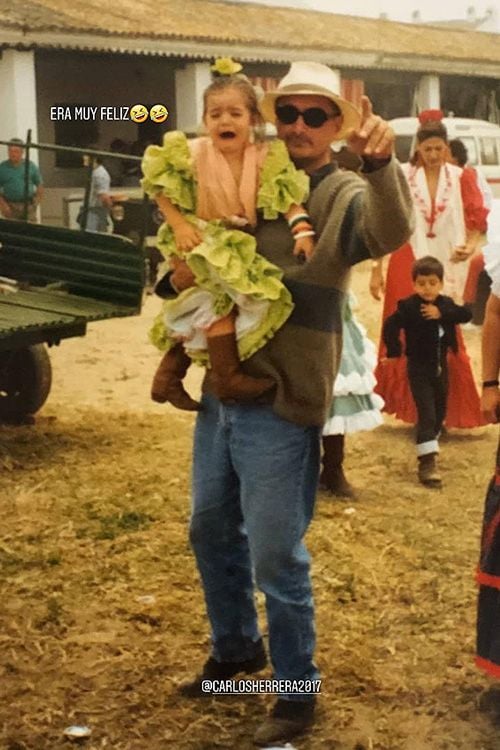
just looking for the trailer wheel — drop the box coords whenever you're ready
[0,345,52,422]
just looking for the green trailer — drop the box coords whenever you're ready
[0,219,144,422]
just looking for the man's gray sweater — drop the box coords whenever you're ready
[224,157,415,426]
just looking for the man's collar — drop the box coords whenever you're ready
[309,160,337,190]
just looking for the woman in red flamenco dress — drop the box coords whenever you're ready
[371,111,489,428]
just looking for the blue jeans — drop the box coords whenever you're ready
[191,393,321,699]
[85,206,109,233]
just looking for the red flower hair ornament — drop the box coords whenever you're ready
[418,109,444,125]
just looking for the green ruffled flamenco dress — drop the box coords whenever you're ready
[141,131,309,365]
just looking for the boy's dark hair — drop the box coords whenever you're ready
[449,138,468,167]
[412,255,444,281]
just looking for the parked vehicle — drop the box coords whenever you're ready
[390,117,500,197]
[0,219,144,422]
[110,195,165,286]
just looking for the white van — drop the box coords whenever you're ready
[390,117,500,197]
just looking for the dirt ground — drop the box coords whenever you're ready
[1,260,499,750]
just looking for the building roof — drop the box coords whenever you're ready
[1,0,500,78]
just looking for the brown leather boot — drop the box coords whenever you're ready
[253,698,316,745]
[207,333,274,401]
[151,344,200,411]
[417,453,442,488]
[319,434,356,498]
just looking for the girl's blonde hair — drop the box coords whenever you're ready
[202,75,265,139]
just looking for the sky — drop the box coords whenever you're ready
[239,0,496,24]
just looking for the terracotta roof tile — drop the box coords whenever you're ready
[0,0,499,65]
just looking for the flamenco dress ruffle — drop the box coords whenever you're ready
[149,218,293,364]
[323,297,384,436]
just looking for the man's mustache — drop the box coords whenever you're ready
[284,135,313,147]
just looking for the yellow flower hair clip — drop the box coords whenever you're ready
[211,57,243,76]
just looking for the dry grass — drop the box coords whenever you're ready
[1,263,499,750]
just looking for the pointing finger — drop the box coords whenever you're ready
[360,96,373,122]
[358,96,374,138]
[364,122,392,155]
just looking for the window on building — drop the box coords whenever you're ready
[479,137,499,166]
[53,104,99,167]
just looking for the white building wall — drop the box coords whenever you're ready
[175,63,212,133]
[0,50,39,163]
[416,74,441,111]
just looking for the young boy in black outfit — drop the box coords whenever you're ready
[383,256,472,488]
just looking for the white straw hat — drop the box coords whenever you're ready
[260,61,361,141]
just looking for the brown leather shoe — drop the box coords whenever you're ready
[253,698,316,746]
[151,344,200,411]
[418,453,442,488]
[207,333,274,401]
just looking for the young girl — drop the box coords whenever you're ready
[141,69,313,410]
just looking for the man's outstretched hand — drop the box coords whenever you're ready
[346,96,394,159]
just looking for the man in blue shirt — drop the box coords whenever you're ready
[78,156,113,232]
[0,138,43,222]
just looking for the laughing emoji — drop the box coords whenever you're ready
[150,104,169,124]
[130,104,149,123]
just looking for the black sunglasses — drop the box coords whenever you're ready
[275,104,340,129]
